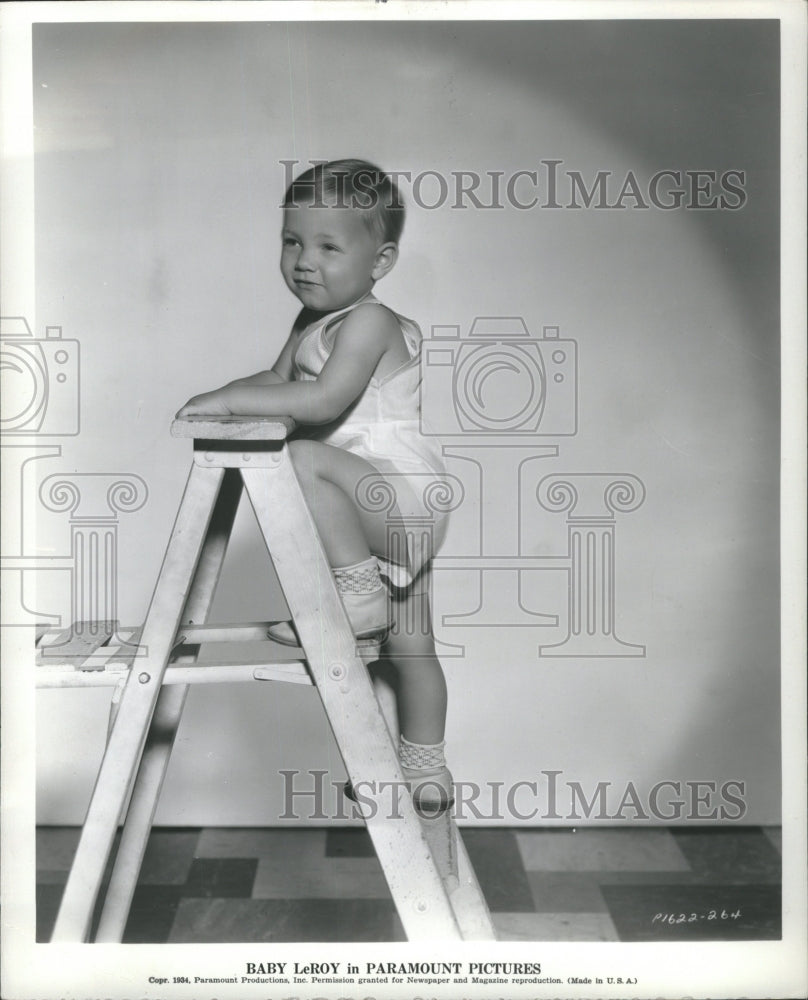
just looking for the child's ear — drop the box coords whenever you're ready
[372,242,398,281]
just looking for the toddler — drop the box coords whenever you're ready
[178,159,452,812]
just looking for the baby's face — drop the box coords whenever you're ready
[281,205,382,312]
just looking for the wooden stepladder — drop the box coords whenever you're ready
[42,416,494,943]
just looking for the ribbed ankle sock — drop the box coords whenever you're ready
[333,557,384,595]
[331,557,389,639]
[399,735,447,770]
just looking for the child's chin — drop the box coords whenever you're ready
[297,290,343,312]
[294,286,327,305]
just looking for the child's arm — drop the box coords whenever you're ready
[178,305,402,423]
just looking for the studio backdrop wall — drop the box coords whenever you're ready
[29,19,780,826]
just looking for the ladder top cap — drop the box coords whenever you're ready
[171,416,295,440]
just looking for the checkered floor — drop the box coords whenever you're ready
[37,825,781,943]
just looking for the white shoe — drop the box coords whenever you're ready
[266,620,299,646]
[342,766,454,816]
[342,587,390,639]
[402,765,455,816]
[267,587,389,647]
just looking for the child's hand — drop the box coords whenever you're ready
[176,390,234,418]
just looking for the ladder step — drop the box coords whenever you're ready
[171,415,295,440]
[175,622,384,658]
[36,621,308,665]
[175,621,288,645]
[37,660,310,688]
[35,623,53,646]
[37,621,118,668]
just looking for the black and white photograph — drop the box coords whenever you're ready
[1,2,806,999]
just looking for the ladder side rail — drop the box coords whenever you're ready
[94,467,243,942]
[448,828,497,939]
[375,601,495,938]
[242,453,463,941]
[51,463,226,942]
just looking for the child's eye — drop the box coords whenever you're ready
[282,236,299,247]
[322,244,340,253]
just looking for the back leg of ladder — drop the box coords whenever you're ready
[94,469,243,942]
[51,463,226,942]
[242,456,463,940]
[94,684,189,941]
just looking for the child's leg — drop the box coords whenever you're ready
[348,622,452,813]
[381,591,447,745]
[381,586,453,811]
[288,439,451,807]
[288,439,448,736]
[281,438,405,640]
[287,438,396,566]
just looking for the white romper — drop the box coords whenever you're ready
[290,293,448,589]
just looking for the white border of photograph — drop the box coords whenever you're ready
[1,2,805,999]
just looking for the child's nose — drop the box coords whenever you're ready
[295,248,316,271]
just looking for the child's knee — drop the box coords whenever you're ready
[384,627,437,663]
[288,439,320,484]
[288,438,315,465]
